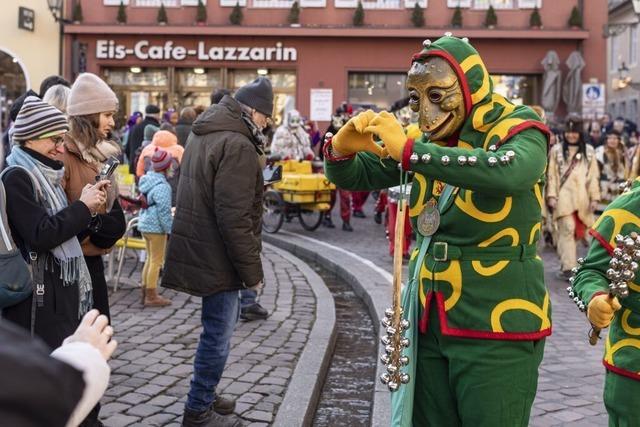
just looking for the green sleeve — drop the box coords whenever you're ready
[324,151,402,191]
[407,128,547,196]
[572,217,614,306]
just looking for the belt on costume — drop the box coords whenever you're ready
[429,241,537,262]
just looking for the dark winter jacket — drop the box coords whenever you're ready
[0,320,85,427]
[1,148,92,349]
[175,119,193,148]
[128,116,160,173]
[162,95,264,296]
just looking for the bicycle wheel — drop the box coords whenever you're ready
[262,190,285,233]
[298,208,324,231]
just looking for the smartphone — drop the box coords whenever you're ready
[96,157,120,182]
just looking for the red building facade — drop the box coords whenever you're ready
[63,0,607,126]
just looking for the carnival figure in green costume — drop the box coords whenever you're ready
[323,35,551,426]
[570,178,640,427]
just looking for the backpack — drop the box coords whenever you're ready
[0,166,41,310]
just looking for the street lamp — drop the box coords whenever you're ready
[46,0,72,75]
[616,62,640,91]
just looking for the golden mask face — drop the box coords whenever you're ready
[406,57,466,141]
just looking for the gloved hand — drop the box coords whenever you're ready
[331,110,382,157]
[365,111,408,162]
[587,294,621,328]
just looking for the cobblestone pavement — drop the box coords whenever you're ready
[101,246,315,427]
[282,198,609,426]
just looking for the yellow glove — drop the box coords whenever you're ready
[587,294,622,328]
[364,111,408,162]
[331,110,382,157]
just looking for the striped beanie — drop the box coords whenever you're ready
[12,96,69,143]
[152,148,173,172]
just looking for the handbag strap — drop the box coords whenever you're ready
[411,184,456,283]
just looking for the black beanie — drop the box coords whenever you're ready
[234,77,274,117]
[145,104,160,114]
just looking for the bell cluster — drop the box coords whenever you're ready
[379,307,411,392]
[408,147,515,168]
[566,257,587,312]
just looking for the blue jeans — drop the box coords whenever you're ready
[240,289,257,309]
[186,290,240,412]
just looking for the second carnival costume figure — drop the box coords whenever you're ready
[324,35,551,426]
[270,109,315,160]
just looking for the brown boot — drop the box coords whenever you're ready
[144,288,171,307]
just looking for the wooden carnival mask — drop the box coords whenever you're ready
[406,56,465,141]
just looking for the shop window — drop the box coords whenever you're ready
[229,69,296,124]
[0,49,27,132]
[630,25,638,66]
[448,0,471,6]
[621,101,627,119]
[631,100,638,123]
[176,68,221,107]
[104,68,169,86]
[491,75,536,105]
[611,34,620,72]
[473,0,514,9]
[348,72,407,111]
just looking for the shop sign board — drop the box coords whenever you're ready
[96,40,297,62]
[310,89,333,122]
[582,83,605,119]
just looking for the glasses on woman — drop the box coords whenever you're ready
[49,135,65,147]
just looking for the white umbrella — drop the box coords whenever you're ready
[562,51,586,115]
[541,51,562,118]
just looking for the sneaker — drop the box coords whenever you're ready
[342,222,353,232]
[182,405,243,427]
[353,210,366,218]
[374,212,382,224]
[213,395,236,415]
[323,215,335,229]
[240,303,269,321]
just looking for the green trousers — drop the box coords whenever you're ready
[604,371,640,427]
[413,300,545,427]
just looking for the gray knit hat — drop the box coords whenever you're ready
[234,77,274,117]
[12,96,69,143]
[67,73,118,116]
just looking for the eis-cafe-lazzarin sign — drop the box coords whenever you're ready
[96,40,298,62]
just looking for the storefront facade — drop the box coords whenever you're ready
[63,0,607,127]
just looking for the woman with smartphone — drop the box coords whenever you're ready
[61,73,126,323]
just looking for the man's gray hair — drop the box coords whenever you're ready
[42,84,71,114]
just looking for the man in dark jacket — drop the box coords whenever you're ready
[163,77,273,427]
[127,104,161,173]
[175,106,196,147]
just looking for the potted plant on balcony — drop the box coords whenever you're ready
[451,5,462,28]
[568,5,582,29]
[157,3,168,25]
[411,2,425,28]
[117,1,127,24]
[288,1,301,26]
[230,2,243,25]
[353,0,365,27]
[72,0,83,24]
[529,6,542,29]
[484,5,497,29]
[196,0,207,25]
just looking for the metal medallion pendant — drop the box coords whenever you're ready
[417,197,440,237]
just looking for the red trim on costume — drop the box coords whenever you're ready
[495,121,552,150]
[589,229,615,256]
[603,360,640,382]
[433,292,552,341]
[411,50,473,118]
[401,138,415,171]
[419,291,433,334]
[590,291,609,303]
[322,137,355,162]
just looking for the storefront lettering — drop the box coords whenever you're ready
[96,40,297,62]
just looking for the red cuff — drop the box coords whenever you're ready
[401,138,415,171]
[588,229,614,256]
[322,138,355,162]
[590,291,608,303]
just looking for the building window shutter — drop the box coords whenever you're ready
[404,0,426,7]
[220,0,247,6]
[447,0,471,6]
[517,0,541,8]
[300,0,326,6]
[334,0,358,8]
[182,0,207,4]
[103,0,130,4]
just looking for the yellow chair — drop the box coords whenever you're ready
[107,216,146,291]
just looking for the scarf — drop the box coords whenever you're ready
[241,111,268,148]
[6,146,93,318]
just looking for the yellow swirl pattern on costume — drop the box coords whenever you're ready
[455,190,512,223]
[460,55,491,106]
[605,337,640,364]
[592,209,640,246]
[622,310,640,336]
[418,260,462,311]
[471,228,519,276]
[533,183,544,209]
[409,174,428,217]
[490,292,550,333]
[457,140,474,150]
[529,222,541,245]
[482,118,526,151]
[472,93,516,132]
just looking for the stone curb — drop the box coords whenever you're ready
[265,242,338,427]
[264,232,392,427]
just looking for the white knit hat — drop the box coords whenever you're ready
[67,73,118,116]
